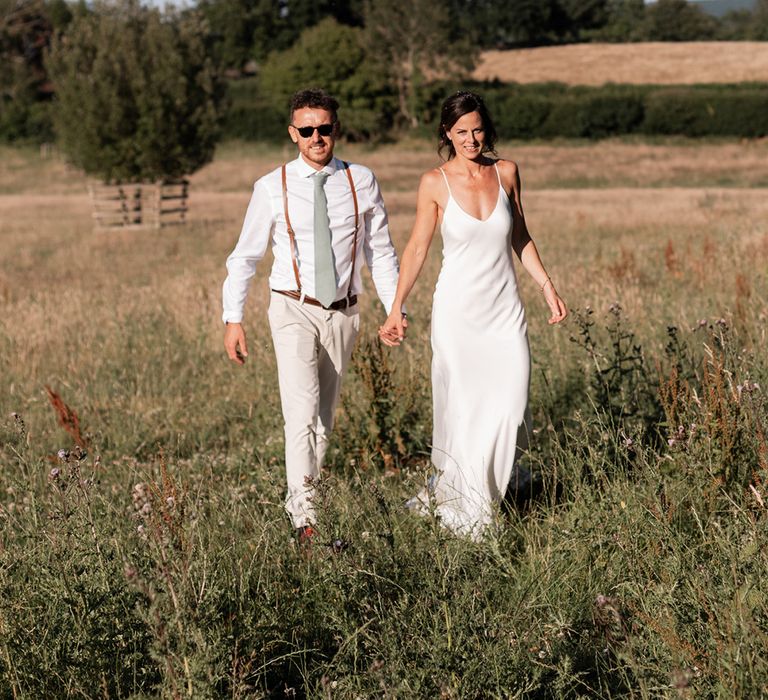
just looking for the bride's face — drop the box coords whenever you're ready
[447,111,485,160]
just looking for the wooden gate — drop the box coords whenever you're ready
[88,180,189,231]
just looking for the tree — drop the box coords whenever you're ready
[259,18,393,140]
[752,0,768,40]
[46,1,227,182]
[584,0,645,42]
[0,0,68,140]
[643,0,717,41]
[364,0,477,129]
[493,0,556,46]
[550,0,610,40]
[197,0,365,71]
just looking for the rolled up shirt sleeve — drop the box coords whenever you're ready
[363,173,402,314]
[222,180,273,323]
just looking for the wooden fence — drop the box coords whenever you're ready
[88,180,189,231]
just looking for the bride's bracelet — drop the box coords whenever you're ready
[540,276,553,292]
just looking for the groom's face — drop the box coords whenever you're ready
[289,107,338,169]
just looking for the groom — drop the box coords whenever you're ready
[222,88,404,542]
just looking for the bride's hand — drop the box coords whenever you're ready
[378,311,408,347]
[544,283,567,324]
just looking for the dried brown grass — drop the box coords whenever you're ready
[474,42,768,86]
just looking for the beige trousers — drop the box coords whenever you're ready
[267,291,360,528]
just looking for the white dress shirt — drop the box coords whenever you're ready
[222,155,401,323]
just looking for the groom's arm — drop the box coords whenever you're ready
[359,170,403,316]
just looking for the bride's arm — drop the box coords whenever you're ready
[379,170,441,347]
[502,160,568,325]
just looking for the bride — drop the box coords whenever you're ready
[380,91,567,536]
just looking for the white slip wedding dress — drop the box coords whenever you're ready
[415,162,532,536]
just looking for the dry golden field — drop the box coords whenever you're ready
[474,41,768,85]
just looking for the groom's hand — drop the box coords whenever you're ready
[224,322,249,365]
[378,312,408,347]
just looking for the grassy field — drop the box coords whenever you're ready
[474,42,768,85]
[1,137,767,698]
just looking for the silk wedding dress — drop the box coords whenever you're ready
[414,163,531,536]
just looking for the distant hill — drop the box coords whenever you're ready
[473,42,768,86]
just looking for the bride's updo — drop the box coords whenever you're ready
[438,91,498,160]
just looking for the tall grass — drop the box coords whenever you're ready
[1,140,767,697]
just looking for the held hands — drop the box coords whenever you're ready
[378,311,408,347]
[543,280,567,325]
[224,322,249,365]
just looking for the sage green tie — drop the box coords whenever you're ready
[313,171,337,307]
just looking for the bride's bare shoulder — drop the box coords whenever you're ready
[419,168,446,193]
[495,159,521,193]
[495,158,519,178]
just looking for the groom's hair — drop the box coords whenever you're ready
[438,91,498,161]
[289,88,339,124]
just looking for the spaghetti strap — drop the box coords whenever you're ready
[493,161,502,186]
[438,167,452,197]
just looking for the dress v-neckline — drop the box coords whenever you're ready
[448,186,504,224]
[440,163,507,224]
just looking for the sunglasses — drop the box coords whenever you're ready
[292,123,335,138]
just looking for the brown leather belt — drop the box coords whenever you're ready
[273,289,357,311]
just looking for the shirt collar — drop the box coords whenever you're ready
[294,155,340,178]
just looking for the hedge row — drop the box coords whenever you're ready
[223,79,768,141]
[480,83,768,139]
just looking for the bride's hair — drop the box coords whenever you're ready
[438,91,498,160]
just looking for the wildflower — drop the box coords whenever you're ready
[132,483,148,509]
[608,301,622,315]
[594,594,627,643]
[57,449,70,462]
[49,468,61,480]
[737,380,760,399]
[330,539,349,554]
[140,502,152,517]
[670,668,693,690]
[166,496,175,509]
